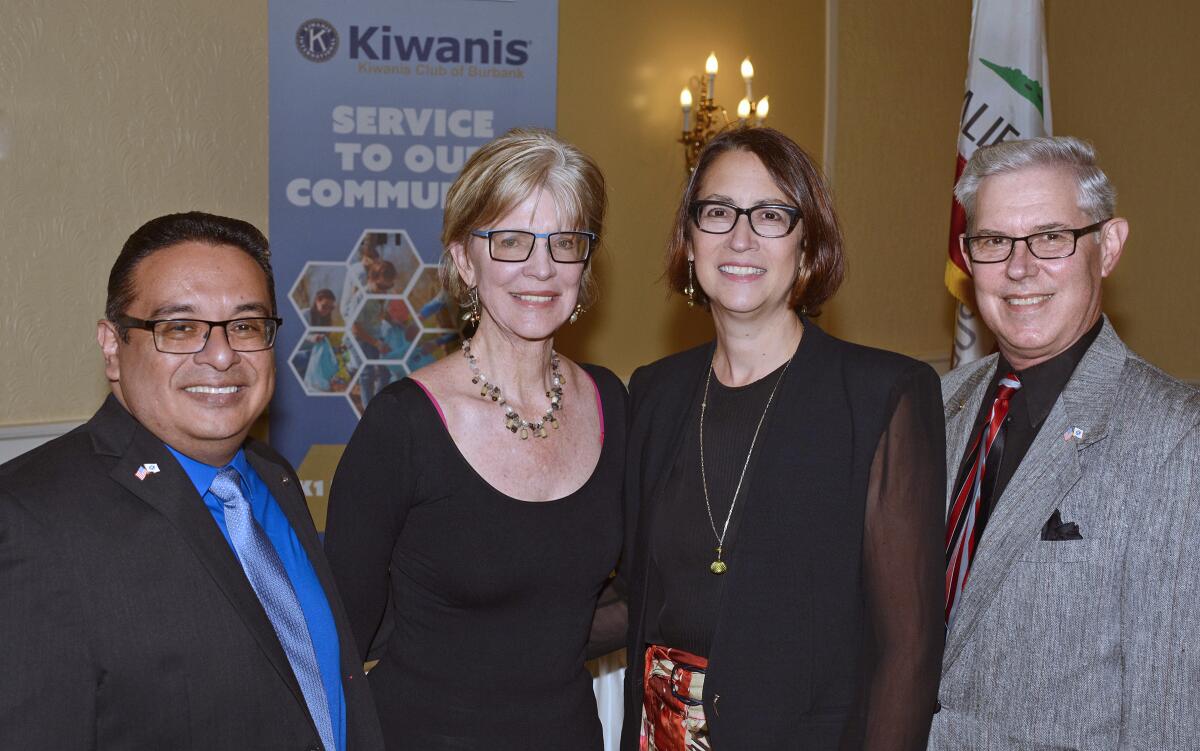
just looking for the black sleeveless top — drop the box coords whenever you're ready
[325,366,626,750]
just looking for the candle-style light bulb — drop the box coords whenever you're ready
[737,97,751,121]
[756,95,770,121]
[680,87,693,131]
[705,52,718,103]
[741,57,754,102]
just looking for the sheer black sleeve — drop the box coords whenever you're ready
[324,385,415,663]
[861,365,946,749]
[585,576,628,659]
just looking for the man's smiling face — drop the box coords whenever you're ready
[966,164,1125,369]
[98,241,276,465]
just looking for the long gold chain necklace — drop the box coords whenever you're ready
[462,337,564,440]
[699,351,795,574]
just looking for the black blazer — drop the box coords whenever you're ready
[620,321,945,749]
[0,396,384,751]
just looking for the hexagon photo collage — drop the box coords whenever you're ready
[288,229,462,416]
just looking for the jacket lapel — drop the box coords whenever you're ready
[640,344,714,528]
[943,357,996,481]
[942,319,1127,671]
[92,399,308,715]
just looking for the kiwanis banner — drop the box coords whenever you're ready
[946,0,1051,368]
[267,1,558,522]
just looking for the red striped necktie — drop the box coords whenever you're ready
[945,371,1021,627]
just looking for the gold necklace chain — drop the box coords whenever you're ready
[699,350,796,574]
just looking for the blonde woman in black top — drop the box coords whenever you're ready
[326,128,625,750]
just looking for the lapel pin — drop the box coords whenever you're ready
[134,463,160,481]
[1072,427,1085,440]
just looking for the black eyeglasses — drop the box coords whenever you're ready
[470,230,596,263]
[963,219,1110,264]
[114,315,283,354]
[689,201,802,238]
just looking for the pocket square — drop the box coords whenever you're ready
[1040,509,1083,541]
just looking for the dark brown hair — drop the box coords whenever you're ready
[666,127,844,314]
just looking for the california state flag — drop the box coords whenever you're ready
[947,0,1052,368]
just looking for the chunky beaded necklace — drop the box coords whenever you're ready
[462,337,564,440]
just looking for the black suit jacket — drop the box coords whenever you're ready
[0,395,384,751]
[620,321,945,749]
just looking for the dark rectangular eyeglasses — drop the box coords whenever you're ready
[963,219,1110,263]
[689,200,801,238]
[113,315,283,354]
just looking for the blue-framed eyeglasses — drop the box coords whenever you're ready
[470,229,596,264]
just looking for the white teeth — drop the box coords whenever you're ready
[514,294,554,302]
[719,265,766,276]
[1007,295,1052,306]
[185,386,239,394]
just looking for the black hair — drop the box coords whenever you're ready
[105,212,275,330]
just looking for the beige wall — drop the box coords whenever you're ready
[1045,2,1200,380]
[0,0,268,425]
[825,1,969,360]
[1,1,1196,428]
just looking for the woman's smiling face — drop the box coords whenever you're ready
[689,149,802,320]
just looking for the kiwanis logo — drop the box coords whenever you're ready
[296,18,338,62]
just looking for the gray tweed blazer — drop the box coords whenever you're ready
[928,317,1200,750]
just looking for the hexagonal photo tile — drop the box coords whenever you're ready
[288,331,364,395]
[346,230,421,292]
[347,363,409,417]
[290,262,350,329]
[407,265,460,330]
[351,296,419,363]
[407,330,462,372]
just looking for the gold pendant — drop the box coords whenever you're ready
[709,560,727,574]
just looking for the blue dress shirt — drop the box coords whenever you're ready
[167,446,347,751]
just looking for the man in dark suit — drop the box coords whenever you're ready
[0,212,383,750]
[931,137,1200,749]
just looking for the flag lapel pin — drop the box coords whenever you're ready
[134,463,162,481]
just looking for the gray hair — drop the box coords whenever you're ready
[954,136,1117,229]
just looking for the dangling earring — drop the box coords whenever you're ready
[569,304,585,324]
[462,286,481,326]
[684,258,697,308]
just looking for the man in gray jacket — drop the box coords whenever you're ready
[932,136,1200,750]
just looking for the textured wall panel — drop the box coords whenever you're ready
[0,0,268,424]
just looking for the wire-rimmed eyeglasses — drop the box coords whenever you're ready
[470,230,596,263]
[113,315,283,354]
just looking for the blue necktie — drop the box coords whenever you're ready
[210,467,336,751]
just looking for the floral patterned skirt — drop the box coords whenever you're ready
[640,645,711,751]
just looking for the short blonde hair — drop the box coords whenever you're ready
[439,128,607,306]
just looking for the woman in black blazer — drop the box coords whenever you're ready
[621,127,945,750]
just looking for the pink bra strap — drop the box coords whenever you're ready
[584,370,605,441]
[413,373,603,439]
[410,378,448,429]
